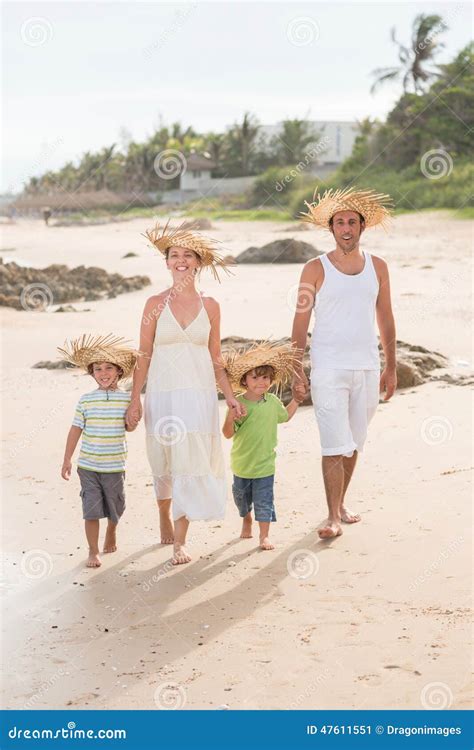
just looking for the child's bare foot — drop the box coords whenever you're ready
[340,506,361,523]
[159,502,174,544]
[318,520,342,539]
[259,536,274,550]
[103,524,117,553]
[240,513,253,538]
[86,551,101,568]
[172,543,191,565]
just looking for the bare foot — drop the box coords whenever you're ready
[86,552,101,568]
[318,520,343,539]
[341,506,361,524]
[160,513,174,545]
[259,536,274,550]
[103,530,117,553]
[240,514,253,538]
[172,544,191,565]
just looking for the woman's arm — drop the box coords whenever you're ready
[126,295,162,426]
[205,297,246,418]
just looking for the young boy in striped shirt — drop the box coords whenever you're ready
[59,335,138,568]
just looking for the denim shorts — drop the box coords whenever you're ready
[232,474,276,523]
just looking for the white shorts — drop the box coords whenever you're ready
[310,369,380,457]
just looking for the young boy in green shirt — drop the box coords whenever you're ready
[222,343,302,550]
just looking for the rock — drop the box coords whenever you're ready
[235,239,321,264]
[219,336,453,405]
[181,218,213,231]
[0,260,151,309]
[33,360,73,370]
[55,305,80,313]
[122,252,138,258]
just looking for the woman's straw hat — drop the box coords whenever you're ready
[57,334,139,379]
[300,186,393,230]
[223,340,302,394]
[143,220,232,281]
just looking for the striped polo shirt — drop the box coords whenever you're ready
[72,388,131,473]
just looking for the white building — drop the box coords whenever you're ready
[260,121,360,166]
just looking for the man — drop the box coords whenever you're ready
[291,187,397,539]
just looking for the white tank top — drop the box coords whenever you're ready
[310,251,380,370]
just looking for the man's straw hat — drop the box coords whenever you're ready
[223,341,302,394]
[57,334,139,379]
[300,186,393,230]
[143,220,232,281]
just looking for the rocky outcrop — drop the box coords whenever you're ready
[235,239,321,264]
[0,257,151,310]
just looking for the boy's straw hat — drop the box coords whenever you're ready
[223,341,302,394]
[57,334,139,379]
[143,219,232,282]
[300,186,393,230]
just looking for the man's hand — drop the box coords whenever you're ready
[292,370,309,402]
[380,366,397,401]
[61,461,72,480]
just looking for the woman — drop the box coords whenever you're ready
[126,221,244,565]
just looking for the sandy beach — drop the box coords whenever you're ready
[1,211,472,710]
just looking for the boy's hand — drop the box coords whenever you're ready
[61,461,72,480]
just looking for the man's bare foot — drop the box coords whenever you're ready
[103,529,117,553]
[172,544,191,565]
[240,514,253,538]
[259,536,274,550]
[340,506,361,524]
[159,513,174,545]
[86,552,101,568]
[318,520,343,539]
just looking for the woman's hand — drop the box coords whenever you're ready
[126,398,142,428]
[226,397,246,419]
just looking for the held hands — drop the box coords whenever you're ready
[126,398,143,429]
[61,461,72,480]
[227,397,246,419]
[380,367,397,401]
[292,371,308,403]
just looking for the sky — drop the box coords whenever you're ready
[2,0,472,193]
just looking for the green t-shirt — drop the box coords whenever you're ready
[230,392,289,479]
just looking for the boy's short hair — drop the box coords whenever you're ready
[87,361,124,380]
[240,364,276,388]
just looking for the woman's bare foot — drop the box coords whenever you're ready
[318,520,343,539]
[259,536,274,550]
[86,551,101,568]
[103,524,117,553]
[240,513,253,538]
[158,500,174,544]
[172,543,191,565]
[340,506,361,523]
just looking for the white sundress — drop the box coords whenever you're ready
[144,292,227,521]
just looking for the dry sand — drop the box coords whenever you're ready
[1,211,472,710]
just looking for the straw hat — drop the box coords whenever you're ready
[57,334,139,379]
[143,219,233,282]
[300,186,393,230]
[223,341,302,394]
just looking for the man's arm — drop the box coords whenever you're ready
[374,256,397,401]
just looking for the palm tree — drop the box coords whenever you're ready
[371,14,447,94]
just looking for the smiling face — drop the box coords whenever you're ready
[241,366,275,397]
[330,210,365,253]
[166,245,201,279]
[90,361,122,389]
